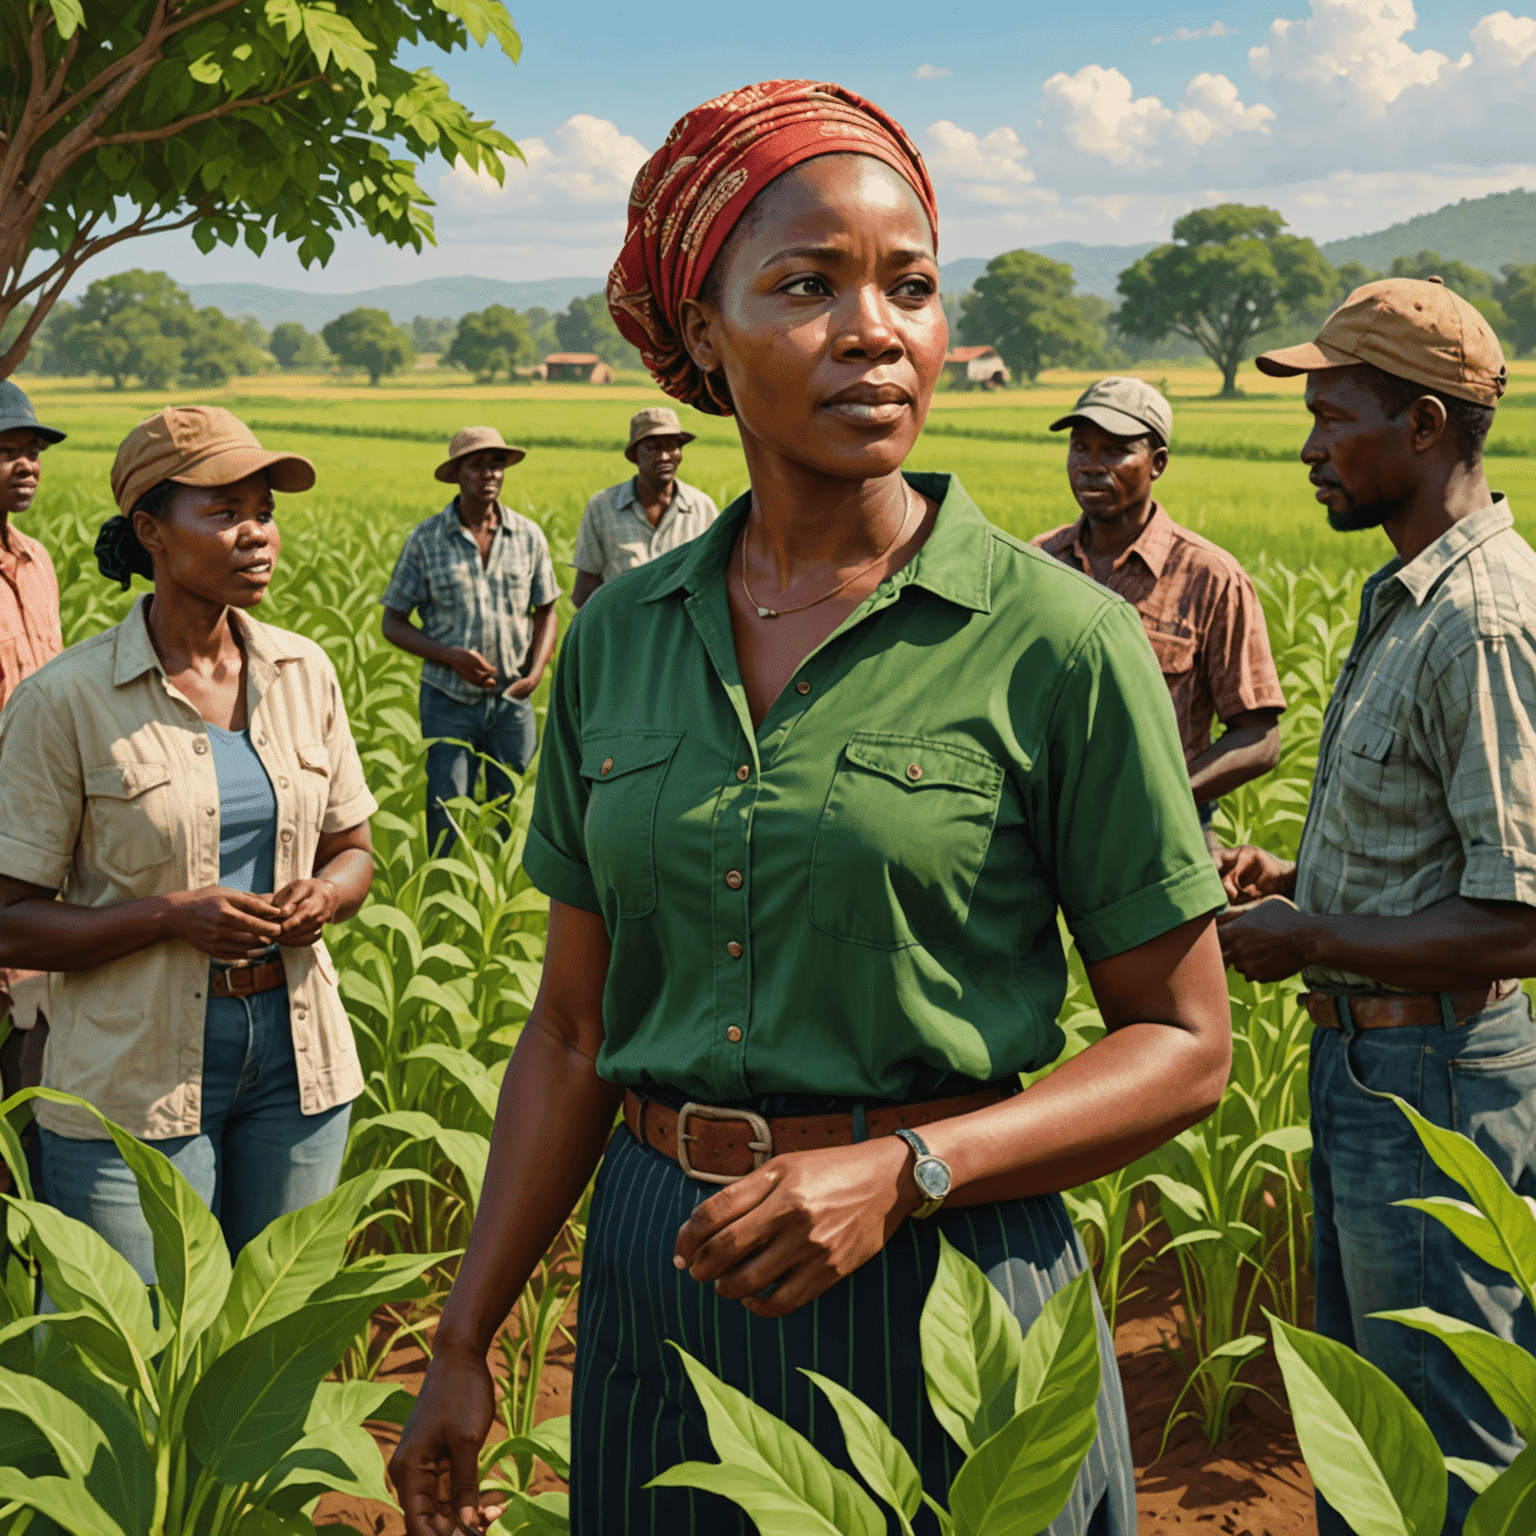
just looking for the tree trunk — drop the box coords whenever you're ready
[1220,350,1241,398]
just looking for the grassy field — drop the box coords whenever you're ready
[18,358,1536,587]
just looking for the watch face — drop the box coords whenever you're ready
[915,1156,952,1200]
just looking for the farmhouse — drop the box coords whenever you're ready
[944,345,1010,388]
[540,352,615,384]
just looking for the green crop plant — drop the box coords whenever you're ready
[1269,1096,1536,1535]
[0,1090,445,1536]
[648,1236,1102,1536]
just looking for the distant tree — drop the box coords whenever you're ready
[50,268,196,388]
[411,314,456,352]
[555,294,641,370]
[1331,262,1380,301]
[957,251,1100,383]
[321,307,413,385]
[181,306,270,385]
[1389,250,1494,299]
[523,305,559,360]
[1,1,521,381]
[1498,263,1536,358]
[270,322,309,370]
[1117,205,1335,397]
[443,305,532,379]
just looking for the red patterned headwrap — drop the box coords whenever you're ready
[606,80,938,416]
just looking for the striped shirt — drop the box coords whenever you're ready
[572,477,718,584]
[1295,497,1536,988]
[381,499,559,705]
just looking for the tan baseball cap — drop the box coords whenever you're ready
[1256,277,1507,406]
[111,406,315,516]
[624,406,695,463]
[434,425,527,482]
[1050,376,1173,447]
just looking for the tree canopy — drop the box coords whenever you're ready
[1501,263,1536,359]
[957,251,1101,383]
[555,293,640,370]
[1,0,521,379]
[1116,204,1334,396]
[321,306,413,384]
[443,303,531,379]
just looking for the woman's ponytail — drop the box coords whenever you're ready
[95,480,175,589]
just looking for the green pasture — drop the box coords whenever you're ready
[21,360,1536,585]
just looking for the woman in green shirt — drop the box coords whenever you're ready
[392,81,1231,1536]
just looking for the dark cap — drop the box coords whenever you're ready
[0,380,66,445]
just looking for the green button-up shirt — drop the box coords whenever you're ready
[1295,497,1536,989]
[525,472,1225,1103]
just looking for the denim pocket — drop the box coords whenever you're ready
[1449,1006,1536,1187]
[810,732,1004,951]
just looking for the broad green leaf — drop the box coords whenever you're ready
[406,1043,501,1121]
[432,0,523,60]
[920,1234,1027,1454]
[0,1115,32,1200]
[212,1169,415,1351]
[1270,1312,1445,1536]
[492,1490,569,1535]
[6,1199,155,1395]
[650,1344,885,1536]
[0,1470,123,1536]
[186,1293,392,1481]
[1392,1098,1536,1309]
[299,7,377,86]
[948,1273,1102,1536]
[803,1370,921,1526]
[1466,1445,1536,1536]
[1449,1458,1503,1494]
[1375,1308,1536,1441]
[45,0,85,41]
[98,1118,230,1347]
[0,1367,109,1479]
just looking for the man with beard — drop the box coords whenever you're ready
[0,381,65,1118]
[1217,277,1531,1536]
[571,407,717,607]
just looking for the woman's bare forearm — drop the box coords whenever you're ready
[0,892,176,971]
[432,1013,623,1358]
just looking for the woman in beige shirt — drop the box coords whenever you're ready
[0,406,377,1277]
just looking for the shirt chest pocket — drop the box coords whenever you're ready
[810,733,1005,952]
[1322,712,1406,851]
[1146,628,1196,678]
[292,743,330,821]
[580,730,683,919]
[84,761,175,884]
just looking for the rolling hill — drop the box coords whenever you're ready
[1321,189,1535,277]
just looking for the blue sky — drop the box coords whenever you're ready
[98,1,1536,293]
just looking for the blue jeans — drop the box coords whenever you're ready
[1310,986,1536,1535]
[420,685,537,855]
[40,986,351,1282]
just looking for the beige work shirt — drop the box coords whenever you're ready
[0,596,377,1139]
[572,477,719,584]
[1295,497,1536,989]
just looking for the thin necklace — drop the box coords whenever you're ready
[739,488,918,619]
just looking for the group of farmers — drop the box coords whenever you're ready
[0,77,1529,1536]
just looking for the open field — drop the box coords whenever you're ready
[9,361,1535,1532]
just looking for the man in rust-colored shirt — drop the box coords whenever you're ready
[1033,377,1285,843]
[0,380,65,1106]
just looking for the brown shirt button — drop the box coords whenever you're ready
[205,806,216,817]
[725,870,743,889]
[736,765,750,781]
[726,941,743,958]
[907,763,923,781]
[796,680,810,695]
[193,739,209,754]
[726,1026,743,1043]
[600,756,614,776]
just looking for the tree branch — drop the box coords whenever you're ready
[94,74,327,147]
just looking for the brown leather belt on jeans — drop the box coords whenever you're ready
[209,959,286,998]
[1303,980,1517,1031]
[622,1084,1013,1186]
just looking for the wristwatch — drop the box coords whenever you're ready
[894,1128,953,1219]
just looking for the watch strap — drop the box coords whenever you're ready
[894,1127,948,1219]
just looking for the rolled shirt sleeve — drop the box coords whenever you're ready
[1432,633,1536,907]
[0,680,82,890]
[1201,567,1287,724]
[1044,601,1228,962]
[319,666,380,833]
[524,618,600,912]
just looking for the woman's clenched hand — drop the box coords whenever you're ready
[163,886,284,962]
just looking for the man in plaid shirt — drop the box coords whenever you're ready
[383,427,559,854]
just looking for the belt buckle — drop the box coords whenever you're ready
[224,965,257,997]
[675,1101,774,1185]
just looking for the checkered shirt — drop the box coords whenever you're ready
[1295,497,1536,988]
[572,476,718,583]
[381,500,559,704]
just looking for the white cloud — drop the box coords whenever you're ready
[439,114,649,210]
[1153,19,1237,43]
[912,63,951,79]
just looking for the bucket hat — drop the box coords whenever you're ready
[624,406,695,463]
[435,426,527,483]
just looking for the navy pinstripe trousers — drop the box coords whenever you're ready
[571,1126,1136,1534]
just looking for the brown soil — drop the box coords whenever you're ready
[315,1255,1316,1535]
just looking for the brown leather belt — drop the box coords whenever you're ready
[1303,980,1517,1031]
[622,1084,1013,1186]
[210,959,286,998]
